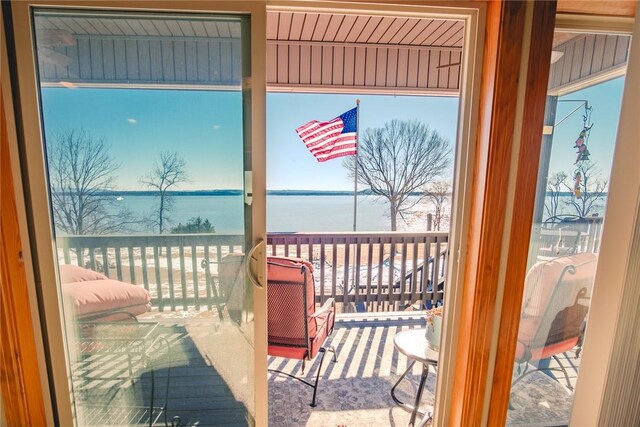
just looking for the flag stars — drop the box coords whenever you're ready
[296,107,359,162]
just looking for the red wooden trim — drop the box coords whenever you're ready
[0,87,47,425]
[448,1,527,425]
[487,2,558,424]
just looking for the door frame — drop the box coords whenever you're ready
[5,0,487,425]
[485,11,636,427]
[6,1,267,425]
[6,0,488,425]
[551,13,635,426]
[265,2,486,425]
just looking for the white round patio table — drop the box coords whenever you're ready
[392,328,439,427]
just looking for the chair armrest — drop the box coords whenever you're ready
[515,339,532,364]
[310,298,335,318]
[311,298,336,334]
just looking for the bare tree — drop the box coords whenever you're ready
[47,128,135,235]
[426,181,451,231]
[562,161,608,218]
[141,151,188,234]
[343,120,451,231]
[544,171,568,221]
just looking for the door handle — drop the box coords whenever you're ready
[245,239,265,289]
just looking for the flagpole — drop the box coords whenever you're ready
[353,99,360,232]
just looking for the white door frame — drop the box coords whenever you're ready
[552,13,638,426]
[265,2,486,425]
[7,1,267,425]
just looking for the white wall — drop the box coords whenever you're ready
[570,6,640,425]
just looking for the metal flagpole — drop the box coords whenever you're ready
[349,100,360,310]
[353,99,360,232]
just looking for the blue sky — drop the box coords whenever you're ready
[41,88,244,191]
[41,89,460,191]
[267,93,459,190]
[40,76,623,191]
[548,77,624,181]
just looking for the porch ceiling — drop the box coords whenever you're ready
[549,31,631,95]
[266,11,464,96]
[35,10,465,96]
[34,13,244,89]
[34,11,629,97]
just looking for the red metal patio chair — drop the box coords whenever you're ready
[266,256,337,407]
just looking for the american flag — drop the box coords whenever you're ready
[295,107,358,162]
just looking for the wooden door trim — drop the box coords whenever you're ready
[447,0,549,424]
[0,89,48,426]
[486,1,558,424]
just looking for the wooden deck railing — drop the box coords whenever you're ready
[57,232,448,313]
[267,232,448,312]
[528,216,604,267]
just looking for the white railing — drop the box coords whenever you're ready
[57,232,449,313]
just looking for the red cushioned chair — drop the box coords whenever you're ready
[267,256,337,407]
[512,253,598,393]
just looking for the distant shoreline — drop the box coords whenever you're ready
[99,190,362,196]
[93,189,585,197]
[98,189,420,197]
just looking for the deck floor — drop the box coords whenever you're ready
[73,313,579,426]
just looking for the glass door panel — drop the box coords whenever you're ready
[33,10,256,426]
[506,30,630,426]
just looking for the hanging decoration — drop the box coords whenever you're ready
[570,103,593,198]
[573,171,582,198]
[573,105,593,164]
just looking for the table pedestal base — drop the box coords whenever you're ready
[391,360,433,427]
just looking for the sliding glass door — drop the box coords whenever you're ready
[10,2,267,426]
[506,27,630,426]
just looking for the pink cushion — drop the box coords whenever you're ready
[59,264,108,284]
[522,253,597,317]
[516,337,579,362]
[62,279,151,318]
[517,253,597,362]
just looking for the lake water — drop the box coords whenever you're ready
[114,193,601,234]
[123,194,406,233]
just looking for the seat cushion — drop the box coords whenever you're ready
[59,264,108,284]
[522,253,597,318]
[268,345,308,360]
[267,256,316,347]
[62,279,151,319]
[516,316,579,362]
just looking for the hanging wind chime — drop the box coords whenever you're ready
[572,104,593,199]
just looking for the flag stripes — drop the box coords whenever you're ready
[295,108,358,162]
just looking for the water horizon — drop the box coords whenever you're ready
[54,192,603,235]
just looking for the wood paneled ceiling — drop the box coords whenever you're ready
[35,14,243,87]
[34,9,631,97]
[549,31,631,94]
[266,11,465,95]
[35,11,465,96]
